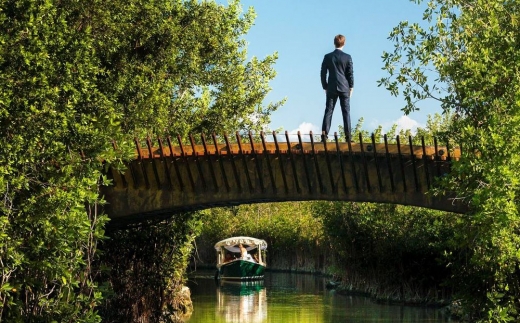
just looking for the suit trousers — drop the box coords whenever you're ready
[321,91,351,141]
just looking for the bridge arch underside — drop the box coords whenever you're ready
[102,150,467,225]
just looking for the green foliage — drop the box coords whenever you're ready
[316,201,455,302]
[379,0,520,320]
[99,213,203,322]
[196,202,325,271]
[88,0,284,137]
[197,200,457,303]
[0,0,281,321]
[199,202,323,250]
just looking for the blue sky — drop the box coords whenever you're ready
[234,0,442,136]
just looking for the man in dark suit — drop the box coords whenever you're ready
[320,34,354,142]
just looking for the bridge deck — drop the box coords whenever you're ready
[103,134,464,224]
[132,135,460,161]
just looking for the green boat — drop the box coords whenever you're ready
[214,237,267,280]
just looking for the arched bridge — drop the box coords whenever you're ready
[101,132,466,224]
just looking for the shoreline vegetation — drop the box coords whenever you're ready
[192,201,459,314]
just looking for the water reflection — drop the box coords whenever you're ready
[216,280,267,323]
[186,271,456,323]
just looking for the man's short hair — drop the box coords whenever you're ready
[334,34,345,48]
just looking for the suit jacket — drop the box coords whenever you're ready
[321,49,354,95]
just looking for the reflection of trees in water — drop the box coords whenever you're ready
[217,281,267,323]
[188,272,454,323]
[264,272,326,295]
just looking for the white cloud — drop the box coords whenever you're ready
[261,122,320,142]
[289,122,320,135]
[394,115,423,133]
[378,115,424,135]
[261,122,321,143]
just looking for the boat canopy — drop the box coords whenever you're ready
[214,236,268,253]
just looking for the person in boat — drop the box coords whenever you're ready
[239,243,248,259]
[239,243,256,261]
[224,252,234,263]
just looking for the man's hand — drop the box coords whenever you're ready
[350,88,354,97]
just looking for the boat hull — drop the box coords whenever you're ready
[217,260,265,280]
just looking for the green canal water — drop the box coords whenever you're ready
[185,271,457,323]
